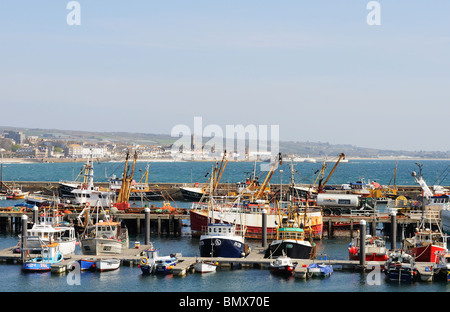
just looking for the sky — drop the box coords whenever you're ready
[0,1,449,151]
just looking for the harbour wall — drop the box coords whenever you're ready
[1,181,430,201]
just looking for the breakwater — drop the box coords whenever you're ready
[0,180,432,200]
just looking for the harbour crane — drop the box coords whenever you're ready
[317,153,345,193]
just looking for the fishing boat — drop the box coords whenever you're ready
[265,185,315,259]
[190,202,322,240]
[24,222,76,256]
[180,186,205,201]
[433,250,450,282]
[190,157,323,240]
[9,188,29,200]
[264,218,313,259]
[307,263,333,278]
[58,157,99,199]
[194,260,218,273]
[384,251,419,282]
[348,234,389,262]
[199,222,249,258]
[269,254,295,276]
[22,242,63,272]
[96,258,121,272]
[108,163,162,201]
[79,202,129,255]
[403,227,446,264]
[69,157,115,207]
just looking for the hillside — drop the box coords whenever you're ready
[1,126,449,159]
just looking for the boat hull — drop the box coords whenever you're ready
[80,238,127,255]
[199,236,247,258]
[78,259,96,271]
[23,262,52,272]
[349,252,389,262]
[194,261,217,273]
[265,240,313,259]
[270,265,294,276]
[96,259,120,271]
[385,268,418,282]
[411,244,445,263]
[180,187,204,201]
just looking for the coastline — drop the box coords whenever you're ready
[1,156,450,164]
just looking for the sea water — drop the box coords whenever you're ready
[1,159,449,186]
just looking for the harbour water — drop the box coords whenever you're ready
[1,158,449,186]
[1,159,450,294]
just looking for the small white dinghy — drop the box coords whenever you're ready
[194,260,218,273]
[96,258,121,272]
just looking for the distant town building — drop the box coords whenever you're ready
[65,144,109,158]
[4,131,25,145]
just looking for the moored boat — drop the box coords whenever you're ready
[180,186,205,201]
[139,247,179,275]
[78,258,97,271]
[199,222,249,258]
[269,255,295,276]
[348,234,389,262]
[433,250,450,282]
[384,251,419,282]
[22,242,63,272]
[264,221,313,259]
[190,202,322,240]
[79,202,129,256]
[403,228,446,264]
[154,258,178,274]
[307,263,333,278]
[96,258,121,272]
[194,260,218,273]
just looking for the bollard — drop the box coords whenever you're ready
[21,215,28,263]
[145,207,150,245]
[391,211,397,250]
[359,220,366,267]
[262,209,267,248]
[33,206,39,225]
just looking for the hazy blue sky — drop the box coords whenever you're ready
[0,1,449,151]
